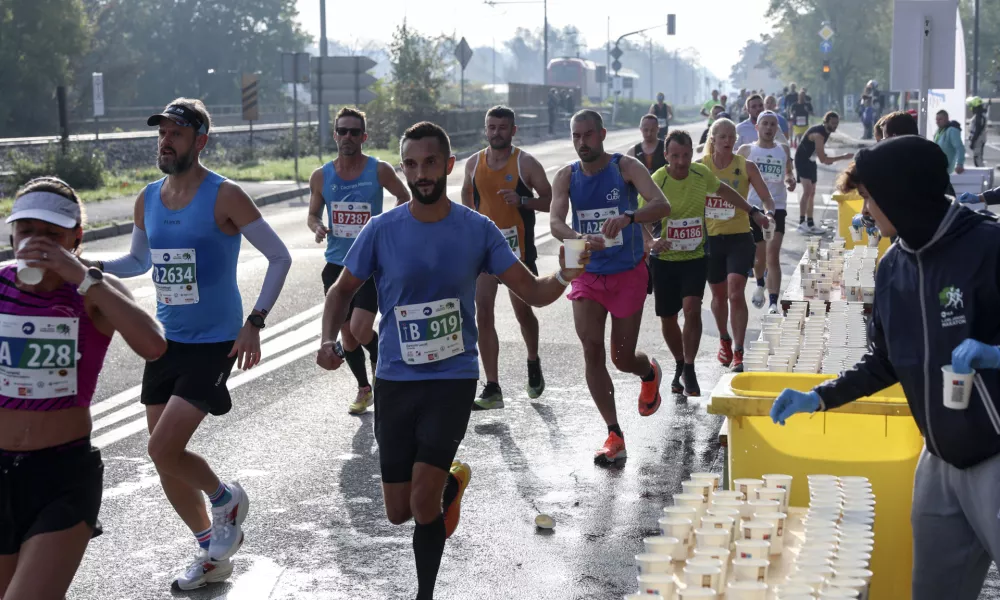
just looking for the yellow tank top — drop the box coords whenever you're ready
[700,153,751,236]
[472,147,534,260]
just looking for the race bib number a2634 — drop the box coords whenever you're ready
[151,248,198,305]
[0,315,78,399]
[330,201,371,239]
[395,299,464,365]
[577,208,623,247]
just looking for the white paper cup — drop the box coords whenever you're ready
[754,511,786,555]
[711,489,745,502]
[795,556,833,569]
[625,594,664,600]
[677,588,717,599]
[832,559,869,572]
[706,506,741,542]
[658,517,694,556]
[643,536,681,558]
[683,563,722,593]
[756,486,786,506]
[15,237,44,285]
[734,539,770,560]
[773,583,818,597]
[837,541,874,554]
[695,527,730,550]
[828,577,869,600]
[676,492,709,516]
[785,572,827,592]
[682,480,713,504]
[834,552,872,567]
[796,563,836,581]
[693,547,730,581]
[690,472,721,491]
[635,553,673,575]
[636,574,676,598]
[942,365,975,409]
[663,505,699,520]
[747,499,780,516]
[727,580,768,600]
[563,238,587,268]
[732,557,769,583]
[820,590,859,599]
[734,478,765,501]
[763,473,794,505]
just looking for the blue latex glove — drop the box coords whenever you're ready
[770,390,822,425]
[851,214,864,230]
[952,339,1000,374]
[958,192,980,204]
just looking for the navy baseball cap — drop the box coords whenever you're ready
[147,104,208,135]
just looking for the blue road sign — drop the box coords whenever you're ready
[820,40,833,53]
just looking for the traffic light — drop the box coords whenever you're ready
[822,60,831,80]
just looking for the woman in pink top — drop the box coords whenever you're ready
[0,177,166,600]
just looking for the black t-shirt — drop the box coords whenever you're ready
[795,124,830,161]
[790,103,811,127]
[634,140,667,174]
[784,93,799,112]
[651,102,670,124]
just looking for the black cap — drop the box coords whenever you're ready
[147,104,208,135]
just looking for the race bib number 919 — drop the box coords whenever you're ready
[577,208,623,247]
[151,248,199,305]
[0,315,78,399]
[395,299,465,365]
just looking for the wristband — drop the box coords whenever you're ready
[554,270,570,287]
[520,196,533,206]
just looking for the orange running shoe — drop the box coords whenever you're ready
[443,461,471,539]
[594,431,627,466]
[718,339,733,367]
[731,349,745,373]
[638,358,662,417]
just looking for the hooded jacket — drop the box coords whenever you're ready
[816,136,1000,469]
[934,120,966,173]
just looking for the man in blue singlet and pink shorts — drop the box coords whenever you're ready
[550,109,672,466]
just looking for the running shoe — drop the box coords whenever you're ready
[473,382,504,410]
[594,431,627,466]
[208,481,250,562]
[808,224,827,235]
[638,358,662,417]
[526,360,545,399]
[751,286,766,309]
[444,461,472,539]
[796,221,812,235]
[172,549,234,591]
[348,386,373,415]
[671,362,685,394]
[682,365,701,398]
[718,339,734,367]
[732,349,745,373]
[768,304,780,315]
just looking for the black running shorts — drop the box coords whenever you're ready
[0,440,103,555]
[141,340,238,416]
[750,209,788,242]
[373,378,476,483]
[322,262,378,318]
[796,157,818,183]
[650,257,707,318]
[706,233,756,285]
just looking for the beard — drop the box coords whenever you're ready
[407,175,448,205]
[577,144,603,163]
[157,147,196,175]
[488,135,511,150]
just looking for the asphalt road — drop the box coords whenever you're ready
[59,124,988,600]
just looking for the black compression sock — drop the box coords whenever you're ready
[413,515,446,600]
[344,346,370,388]
[807,218,815,227]
[720,333,732,342]
[799,215,805,224]
[363,332,379,367]
[756,277,766,288]
[608,423,624,439]
[442,474,459,511]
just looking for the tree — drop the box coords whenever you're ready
[389,21,446,113]
[961,0,1000,94]
[0,0,90,137]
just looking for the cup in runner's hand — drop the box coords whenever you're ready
[16,237,44,285]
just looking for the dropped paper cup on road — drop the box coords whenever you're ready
[16,237,44,285]
[942,365,975,410]
[563,238,587,269]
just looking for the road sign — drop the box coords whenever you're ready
[819,24,835,40]
[241,73,259,121]
[612,76,623,94]
[612,59,622,73]
[596,65,607,83]
[310,56,378,106]
[282,52,310,84]
[820,40,832,53]
[455,37,474,69]
[610,45,624,61]
[844,94,856,112]
[92,73,104,118]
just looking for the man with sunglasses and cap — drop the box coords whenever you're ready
[85,98,293,590]
[308,107,410,416]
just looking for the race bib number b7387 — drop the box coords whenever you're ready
[330,201,371,239]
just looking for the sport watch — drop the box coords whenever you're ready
[246,313,266,329]
[625,210,636,224]
[77,267,104,296]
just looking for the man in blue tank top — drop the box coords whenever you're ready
[90,99,292,590]
[307,107,410,416]
[550,109,672,466]
[317,122,592,600]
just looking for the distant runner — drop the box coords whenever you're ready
[793,111,853,236]
[649,93,674,139]
[626,115,667,176]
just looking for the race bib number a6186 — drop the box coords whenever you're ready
[151,248,198,305]
[666,217,704,252]
[576,208,623,247]
[0,315,78,399]
[330,201,371,239]
[705,196,736,221]
[395,299,464,365]
[500,225,521,259]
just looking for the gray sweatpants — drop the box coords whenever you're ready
[912,447,1000,600]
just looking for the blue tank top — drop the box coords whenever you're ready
[144,171,243,343]
[568,153,643,274]
[322,156,384,265]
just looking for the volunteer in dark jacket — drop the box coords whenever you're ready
[770,135,1000,600]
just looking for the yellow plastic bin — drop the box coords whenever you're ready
[709,373,922,600]
[833,192,891,257]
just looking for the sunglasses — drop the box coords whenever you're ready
[336,127,363,137]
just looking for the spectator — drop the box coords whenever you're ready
[547,88,559,134]
[934,110,966,174]
[880,111,919,139]
[860,96,876,140]
[563,89,575,114]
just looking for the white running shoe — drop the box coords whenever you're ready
[208,481,250,561]
[752,286,766,309]
[796,221,812,234]
[808,224,827,235]
[768,303,780,315]
[172,549,233,591]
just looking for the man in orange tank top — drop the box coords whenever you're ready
[461,106,553,410]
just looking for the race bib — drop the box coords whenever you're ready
[657,118,667,128]
[705,196,736,221]
[0,315,78,399]
[395,299,464,365]
[796,116,808,126]
[756,156,785,183]
[577,208,623,247]
[151,248,198,305]
[666,217,704,252]
[330,201,371,239]
[500,225,521,259]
